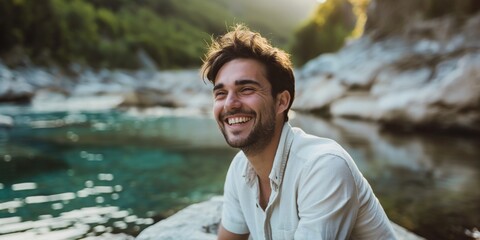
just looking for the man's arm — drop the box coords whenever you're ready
[217,224,249,240]
[294,154,358,239]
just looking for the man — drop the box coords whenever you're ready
[201,24,396,240]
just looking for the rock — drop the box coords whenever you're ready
[136,196,222,240]
[17,67,57,88]
[31,94,124,112]
[294,11,480,133]
[300,53,340,78]
[373,53,480,130]
[83,233,134,240]
[0,114,14,127]
[371,67,432,96]
[0,61,212,112]
[330,95,380,120]
[137,196,425,240]
[293,75,347,111]
[0,64,35,103]
[72,82,126,96]
[120,88,179,108]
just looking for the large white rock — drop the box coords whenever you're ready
[136,197,222,240]
[330,95,380,120]
[294,12,480,132]
[0,114,14,127]
[136,196,425,240]
[293,75,347,111]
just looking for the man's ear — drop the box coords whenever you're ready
[276,90,291,115]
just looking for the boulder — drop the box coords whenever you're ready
[0,114,14,127]
[136,197,222,240]
[0,64,35,103]
[293,75,347,112]
[330,95,380,120]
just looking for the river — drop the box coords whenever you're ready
[0,105,478,240]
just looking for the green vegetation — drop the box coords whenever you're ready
[0,0,230,68]
[0,0,369,69]
[2,0,477,69]
[288,0,369,66]
[0,0,317,69]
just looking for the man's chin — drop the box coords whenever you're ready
[226,138,247,149]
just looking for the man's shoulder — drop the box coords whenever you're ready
[291,126,349,160]
[229,151,248,170]
[289,126,362,184]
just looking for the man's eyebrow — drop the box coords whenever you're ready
[235,79,261,87]
[213,80,260,91]
[213,83,224,92]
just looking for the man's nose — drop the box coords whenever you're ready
[224,92,241,111]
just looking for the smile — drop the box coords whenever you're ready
[227,117,252,125]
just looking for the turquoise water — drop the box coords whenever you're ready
[0,107,237,238]
[0,107,479,239]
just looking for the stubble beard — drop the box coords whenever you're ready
[220,108,276,156]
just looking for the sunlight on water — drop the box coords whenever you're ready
[0,201,22,212]
[11,183,37,191]
[0,108,235,238]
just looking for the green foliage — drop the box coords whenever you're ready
[1,0,321,69]
[50,0,99,64]
[288,0,357,66]
[0,0,241,69]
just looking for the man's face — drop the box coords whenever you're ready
[212,58,278,152]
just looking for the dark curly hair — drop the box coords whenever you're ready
[201,24,295,122]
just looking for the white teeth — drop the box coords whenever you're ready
[228,117,251,125]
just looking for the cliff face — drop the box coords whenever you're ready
[294,1,480,133]
[365,0,480,38]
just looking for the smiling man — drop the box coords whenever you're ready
[201,24,396,240]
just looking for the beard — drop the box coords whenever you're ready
[219,107,276,155]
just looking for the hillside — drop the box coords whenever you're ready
[0,0,317,69]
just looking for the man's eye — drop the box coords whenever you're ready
[241,87,254,93]
[214,91,226,98]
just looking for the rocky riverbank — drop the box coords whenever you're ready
[2,12,480,133]
[0,64,212,112]
[294,11,480,133]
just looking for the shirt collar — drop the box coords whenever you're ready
[242,123,294,189]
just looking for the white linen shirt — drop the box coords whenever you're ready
[221,123,397,240]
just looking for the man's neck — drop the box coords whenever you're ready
[244,122,284,181]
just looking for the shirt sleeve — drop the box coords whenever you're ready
[221,158,250,234]
[294,154,358,240]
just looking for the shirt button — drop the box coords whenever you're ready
[256,203,259,208]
